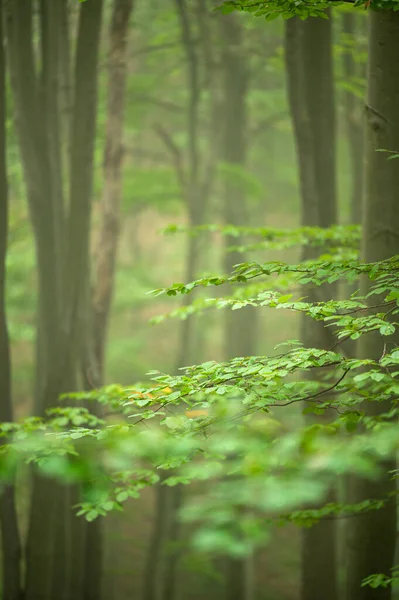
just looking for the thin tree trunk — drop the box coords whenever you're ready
[218,12,256,600]
[285,15,338,600]
[142,483,170,600]
[144,3,203,599]
[161,483,183,600]
[59,0,72,185]
[341,12,364,226]
[64,4,104,599]
[345,10,399,600]
[174,0,202,370]
[0,2,22,596]
[162,2,201,597]
[92,0,134,384]
[340,14,364,560]
[220,11,258,363]
[86,2,134,598]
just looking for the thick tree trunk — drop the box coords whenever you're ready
[0,2,22,596]
[285,15,338,600]
[345,10,399,600]
[6,4,64,597]
[6,0,62,412]
[6,0,103,597]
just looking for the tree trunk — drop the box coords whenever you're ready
[64,5,104,599]
[220,11,258,363]
[174,0,202,371]
[341,12,364,226]
[285,15,338,600]
[142,482,170,600]
[6,0,104,597]
[0,2,22,596]
[144,3,203,599]
[87,2,134,598]
[345,10,399,600]
[219,13,256,600]
[6,4,64,597]
[92,0,134,384]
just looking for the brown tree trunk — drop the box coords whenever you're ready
[285,15,338,600]
[92,0,134,384]
[0,2,22,596]
[345,10,399,600]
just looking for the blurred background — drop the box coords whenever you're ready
[4,1,367,598]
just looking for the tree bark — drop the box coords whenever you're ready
[345,10,399,600]
[285,15,338,600]
[0,1,22,596]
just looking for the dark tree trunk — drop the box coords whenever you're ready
[0,2,22,596]
[345,10,399,600]
[64,4,104,599]
[6,4,63,597]
[285,15,338,600]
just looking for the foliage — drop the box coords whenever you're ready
[3,0,397,590]
[362,565,399,589]
[3,225,399,570]
[216,0,399,21]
